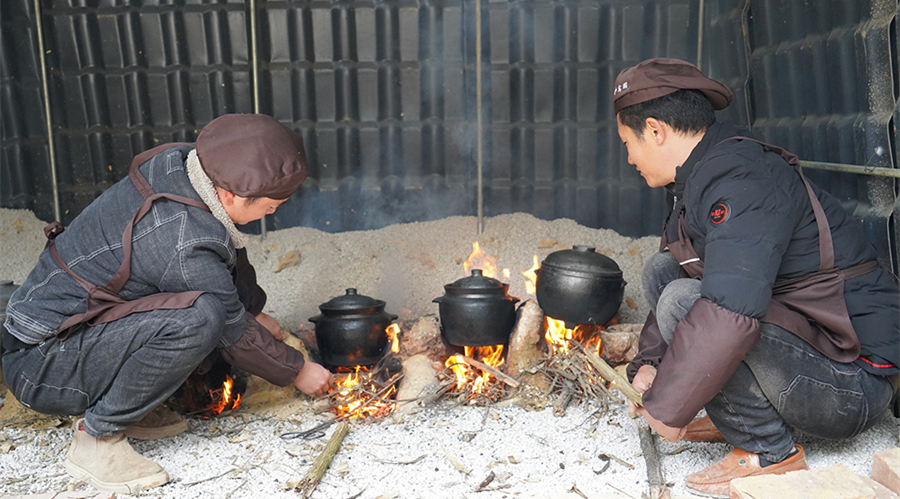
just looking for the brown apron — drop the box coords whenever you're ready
[46,144,211,339]
[661,137,880,363]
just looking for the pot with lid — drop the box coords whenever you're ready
[535,245,626,328]
[433,269,520,347]
[309,288,398,368]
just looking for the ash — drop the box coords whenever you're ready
[0,208,897,498]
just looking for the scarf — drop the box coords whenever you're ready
[186,149,248,249]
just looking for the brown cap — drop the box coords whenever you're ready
[195,114,308,200]
[613,58,732,113]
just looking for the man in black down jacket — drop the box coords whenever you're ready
[615,58,899,497]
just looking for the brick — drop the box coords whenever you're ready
[872,447,900,495]
[859,476,900,499]
[730,465,877,499]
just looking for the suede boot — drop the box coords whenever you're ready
[65,419,169,493]
[124,405,188,440]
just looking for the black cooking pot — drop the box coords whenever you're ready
[309,288,398,368]
[434,269,520,347]
[535,245,626,328]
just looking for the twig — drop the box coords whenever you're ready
[636,420,669,499]
[182,467,238,486]
[598,452,635,470]
[459,355,520,387]
[553,381,575,417]
[368,453,427,465]
[476,471,495,491]
[576,343,643,407]
[288,422,351,497]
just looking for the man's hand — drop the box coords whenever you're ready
[256,312,286,341]
[628,364,686,442]
[634,405,687,442]
[293,361,333,397]
[628,364,657,413]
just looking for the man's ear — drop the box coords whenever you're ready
[215,186,236,206]
[644,117,667,146]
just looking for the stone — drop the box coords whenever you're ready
[505,299,545,376]
[600,323,641,365]
[873,447,900,495]
[730,464,886,499]
[393,354,440,419]
[397,315,454,362]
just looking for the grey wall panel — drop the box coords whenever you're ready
[1,0,54,220]
[2,0,895,268]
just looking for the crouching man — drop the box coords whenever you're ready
[0,114,334,493]
[615,59,899,497]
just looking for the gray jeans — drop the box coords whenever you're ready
[642,251,894,462]
[1,293,224,437]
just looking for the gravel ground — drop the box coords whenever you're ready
[0,207,897,499]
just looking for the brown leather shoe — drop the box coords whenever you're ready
[683,415,725,442]
[685,445,808,498]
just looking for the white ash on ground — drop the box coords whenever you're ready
[0,208,898,498]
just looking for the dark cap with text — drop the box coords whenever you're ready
[613,58,733,113]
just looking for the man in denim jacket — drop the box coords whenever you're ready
[1,114,333,492]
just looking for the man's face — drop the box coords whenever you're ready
[616,115,674,188]
[227,196,288,225]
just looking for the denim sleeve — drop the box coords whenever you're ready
[161,238,248,347]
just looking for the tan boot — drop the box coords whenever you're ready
[124,404,188,440]
[65,419,169,493]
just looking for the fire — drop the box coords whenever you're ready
[387,323,400,353]
[208,374,241,415]
[544,317,603,356]
[521,254,540,295]
[464,241,507,279]
[445,345,505,396]
[330,366,398,420]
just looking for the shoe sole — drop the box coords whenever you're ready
[123,420,188,440]
[65,456,169,493]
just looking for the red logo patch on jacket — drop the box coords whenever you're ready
[709,203,729,224]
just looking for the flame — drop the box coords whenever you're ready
[463,242,498,278]
[521,255,540,295]
[208,374,241,415]
[330,366,397,420]
[544,317,603,356]
[445,345,505,395]
[387,323,400,353]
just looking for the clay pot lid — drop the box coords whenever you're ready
[445,269,506,290]
[318,288,385,312]
[540,245,622,276]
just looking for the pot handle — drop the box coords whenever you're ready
[432,296,442,303]
[308,314,321,324]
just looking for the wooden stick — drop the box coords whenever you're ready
[577,344,643,407]
[553,380,575,417]
[636,421,670,499]
[459,355,521,388]
[290,422,350,497]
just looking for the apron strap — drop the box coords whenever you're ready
[128,143,192,200]
[44,144,211,336]
[727,137,834,271]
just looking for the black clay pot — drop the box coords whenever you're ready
[309,288,398,368]
[535,245,626,328]
[434,269,520,347]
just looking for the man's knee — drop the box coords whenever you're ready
[642,251,680,306]
[179,293,227,350]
